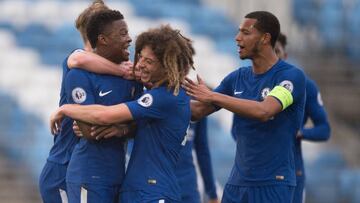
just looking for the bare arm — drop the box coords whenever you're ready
[90,122,137,140]
[67,51,134,79]
[210,92,282,122]
[190,100,216,121]
[183,76,282,122]
[50,103,133,135]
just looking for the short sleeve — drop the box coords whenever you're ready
[125,88,171,121]
[274,67,306,105]
[65,69,95,105]
[214,70,238,96]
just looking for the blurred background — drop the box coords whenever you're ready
[0,0,359,202]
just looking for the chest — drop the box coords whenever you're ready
[232,75,278,101]
[93,76,135,105]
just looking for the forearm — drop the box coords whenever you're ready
[211,92,279,121]
[60,103,132,125]
[190,101,215,121]
[68,51,124,76]
[60,104,109,125]
[301,123,331,141]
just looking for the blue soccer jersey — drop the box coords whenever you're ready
[64,68,142,186]
[215,59,306,187]
[47,50,82,164]
[121,86,191,202]
[176,118,217,202]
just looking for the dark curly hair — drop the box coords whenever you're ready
[245,11,280,47]
[86,9,124,48]
[134,25,195,95]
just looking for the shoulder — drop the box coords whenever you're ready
[66,68,95,84]
[233,66,252,75]
[67,68,91,77]
[306,77,319,90]
[275,61,306,83]
[148,87,189,104]
[305,77,321,98]
[222,66,251,81]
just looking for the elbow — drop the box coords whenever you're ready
[254,109,274,122]
[251,102,279,122]
[323,124,331,141]
[316,123,331,141]
[68,53,87,68]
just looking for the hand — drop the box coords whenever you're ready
[182,75,213,103]
[208,199,220,203]
[133,62,141,82]
[119,60,135,80]
[90,124,129,140]
[72,121,84,137]
[50,108,64,135]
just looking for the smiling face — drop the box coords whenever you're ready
[136,45,166,85]
[102,19,131,63]
[235,18,264,60]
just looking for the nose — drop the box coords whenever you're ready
[137,58,145,68]
[126,34,132,43]
[235,31,242,42]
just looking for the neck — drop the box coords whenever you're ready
[151,78,168,89]
[252,46,279,74]
[95,46,121,64]
[83,42,93,52]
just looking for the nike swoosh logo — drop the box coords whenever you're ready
[234,91,243,95]
[99,90,112,97]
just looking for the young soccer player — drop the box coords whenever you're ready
[183,11,306,203]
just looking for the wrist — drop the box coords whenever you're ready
[209,91,219,104]
[118,67,125,77]
[60,104,73,117]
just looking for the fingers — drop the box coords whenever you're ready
[50,119,56,135]
[182,78,194,91]
[72,121,83,137]
[103,128,121,139]
[90,125,121,140]
[184,77,196,85]
[50,120,61,135]
[121,60,133,68]
[124,60,133,66]
[121,61,135,80]
[196,74,205,85]
[50,113,61,135]
[90,125,108,139]
[104,125,129,139]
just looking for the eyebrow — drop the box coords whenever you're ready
[139,54,157,62]
[240,24,256,31]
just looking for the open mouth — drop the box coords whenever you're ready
[123,44,131,55]
[238,44,245,53]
